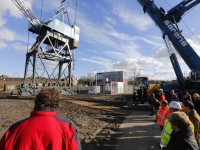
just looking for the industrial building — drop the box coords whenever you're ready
[96,71,128,94]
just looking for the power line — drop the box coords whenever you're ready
[163,0,172,8]
[181,19,200,45]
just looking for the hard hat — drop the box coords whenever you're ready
[169,101,181,109]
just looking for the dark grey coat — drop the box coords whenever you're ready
[166,127,198,150]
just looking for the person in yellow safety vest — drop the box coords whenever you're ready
[157,100,170,131]
[160,101,194,149]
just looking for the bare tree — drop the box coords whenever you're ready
[78,73,95,86]
[87,73,95,86]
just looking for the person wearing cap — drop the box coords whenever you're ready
[182,100,200,149]
[160,101,194,149]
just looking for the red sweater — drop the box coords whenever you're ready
[0,110,82,150]
[159,94,166,102]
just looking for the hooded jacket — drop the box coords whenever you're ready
[0,109,82,150]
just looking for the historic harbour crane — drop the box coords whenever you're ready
[11,0,80,96]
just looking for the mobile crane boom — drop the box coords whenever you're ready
[137,0,200,90]
[137,0,200,70]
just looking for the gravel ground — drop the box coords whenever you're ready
[0,93,132,150]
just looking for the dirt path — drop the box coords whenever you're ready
[0,93,133,150]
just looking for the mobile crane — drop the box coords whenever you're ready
[137,0,200,92]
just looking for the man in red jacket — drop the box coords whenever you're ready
[158,89,166,102]
[0,88,82,150]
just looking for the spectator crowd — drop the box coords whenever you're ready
[133,87,200,150]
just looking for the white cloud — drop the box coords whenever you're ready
[15,33,35,44]
[77,12,162,62]
[0,0,37,52]
[154,47,169,61]
[0,28,15,41]
[154,70,174,75]
[150,73,176,80]
[86,49,101,54]
[76,6,172,80]
[154,34,200,65]
[77,14,121,50]
[0,0,32,19]
[0,28,15,49]
[80,2,90,8]
[81,55,164,78]
[187,35,200,56]
[107,0,153,31]
[11,43,28,53]
[13,71,22,75]
[0,40,7,49]
[112,57,163,71]
[33,0,60,12]
[0,27,35,50]
[81,57,112,67]
[137,57,163,67]
[108,29,163,47]
[0,12,6,27]
[105,17,116,24]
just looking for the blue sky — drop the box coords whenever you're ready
[0,0,200,80]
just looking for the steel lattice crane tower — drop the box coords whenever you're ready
[11,0,80,96]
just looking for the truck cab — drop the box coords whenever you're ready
[190,69,200,81]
